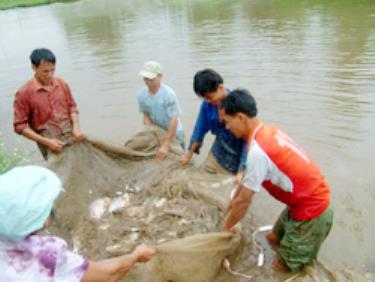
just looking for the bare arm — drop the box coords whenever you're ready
[162,116,178,146]
[21,127,64,153]
[82,259,134,282]
[223,185,254,232]
[143,113,152,125]
[156,116,178,160]
[234,170,245,186]
[179,141,200,166]
[82,244,155,282]
[70,112,85,142]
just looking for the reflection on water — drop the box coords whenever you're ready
[0,0,374,273]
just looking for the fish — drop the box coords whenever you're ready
[89,197,111,219]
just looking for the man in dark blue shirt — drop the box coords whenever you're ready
[180,69,247,182]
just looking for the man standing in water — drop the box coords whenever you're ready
[138,60,185,160]
[13,48,85,159]
[180,69,247,183]
[221,89,333,272]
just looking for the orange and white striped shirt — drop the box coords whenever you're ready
[243,122,330,221]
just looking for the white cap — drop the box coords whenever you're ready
[139,61,163,79]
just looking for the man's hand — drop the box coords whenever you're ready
[46,138,65,153]
[179,152,192,166]
[224,226,241,234]
[180,142,199,166]
[72,126,85,142]
[156,143,169,160]
[133,244,156,262]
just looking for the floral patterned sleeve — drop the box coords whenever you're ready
[0,235,88,281]
[54,237,89,281]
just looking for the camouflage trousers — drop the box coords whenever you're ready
[274,205,334,272]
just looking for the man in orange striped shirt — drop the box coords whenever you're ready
[221,88,333,272]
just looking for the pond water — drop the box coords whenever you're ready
[0,0,374,274]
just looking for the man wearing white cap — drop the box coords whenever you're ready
[138,61,185,160]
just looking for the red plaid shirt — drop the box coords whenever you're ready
[13,76,78,138]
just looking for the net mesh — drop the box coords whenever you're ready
[45,125,372,282]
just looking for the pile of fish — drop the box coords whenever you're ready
[87,181,226,258]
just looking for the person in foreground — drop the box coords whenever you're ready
[221,89,333,272]
[179,69,247,183]
[13,48,85,159]
[0,166,155,281]
[138,60,185,160]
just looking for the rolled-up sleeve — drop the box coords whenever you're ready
[188,102,210,153]
[61,80,78,114]
[13,91,30,134]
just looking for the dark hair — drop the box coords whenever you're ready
[221,88,257,117]
[193,68,223,98]
[30,48,56,67]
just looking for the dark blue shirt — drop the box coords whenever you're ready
[189,98,247,174]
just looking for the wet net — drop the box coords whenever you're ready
[46,125,373,282]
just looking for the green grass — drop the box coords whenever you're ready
[0,151,22,174]
[0,133,28,174]
[0,0,79,10]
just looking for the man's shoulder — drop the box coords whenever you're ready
[138,87,148,98]
[16,79,35,97]
[54,76,69,87]
[160,83,176,96]
[54,75,65,81]
[248,140,268,159]
[200,99,214,112]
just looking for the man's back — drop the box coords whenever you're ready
[248,124,330,221]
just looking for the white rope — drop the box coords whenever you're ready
[222,225,273,279]
[223,258,252,280]
[252,225,273,267]
[284,273,300,282]
[210,177,235,189]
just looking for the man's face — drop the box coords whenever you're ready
[144,75,161,89]
[222,112,246,139]
[203,84,225,106]
[33,60,55,85]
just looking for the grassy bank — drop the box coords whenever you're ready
[0,151,20,173]
[0,133,27,173]
[0,0,78,10]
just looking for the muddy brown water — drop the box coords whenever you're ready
[0,0,374,277]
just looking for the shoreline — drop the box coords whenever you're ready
[0,0,78,10]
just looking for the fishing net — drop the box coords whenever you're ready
[45,125,373,282]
